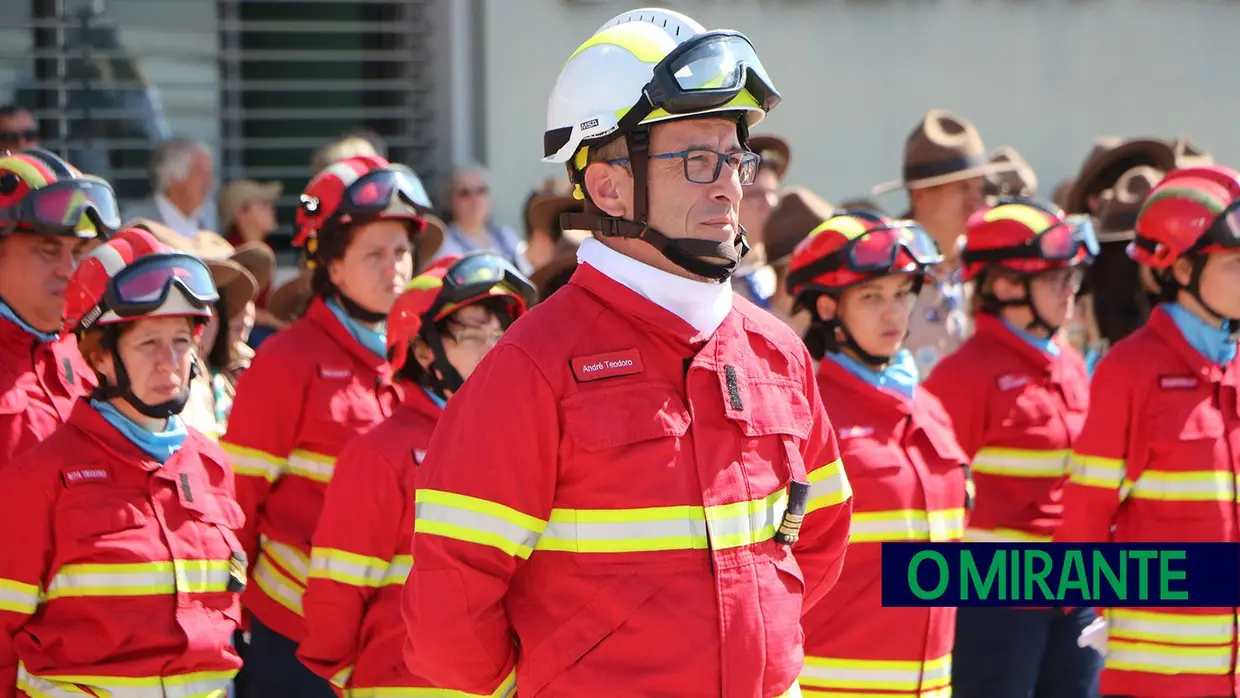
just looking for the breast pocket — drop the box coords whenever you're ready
[727,379,813,490]
[55,490,150,550]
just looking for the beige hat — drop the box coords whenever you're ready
[764,187,835,266]
[873,109,1014,195]
[984,146,1038,202]
[1096,166,1165,243]
[218,179,282,233]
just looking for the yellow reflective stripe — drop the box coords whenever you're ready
[963,527,1051,543]
[806,459,852,515]
[44,560,230,599]
[849,509,965,543]
[1107,609,1235,645]
[1126,470,1235,502]
[309,548,392,588]
[253,554,304,615]
[1068,453,1125,489]
[801,689,948,698]
[800,655,951,693]
[331,666,353,689]
[347,667,518,697]
[973,447,1069,478]
[415,490,547,559]
[1107,638,1231,675]
[705,489,787,549]
[383,554,413,587]
[220,442,286,483]
[18,664,234,698]
[0,578,41,614]
[565,23,669,66]
[287,449,336,484]
[261,535,310,584]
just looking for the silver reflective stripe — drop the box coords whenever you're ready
[973,448,1068,477]
[286,450,335,484]
[1069,453,1125,488]
[806,459,851,513]
[383,556,412,586]
[1108,641,1231,673]
[416,501,543,558]
[18,665,234,698]
[45,561,230,598]
[1108,610,1234,644]
[220,444,285,483]
[0,579,40,614]
[705,490,787,549]
[261,536,310,583]
[539,515,709,553]
[309,550,386,587]
[1127,471,1235,502]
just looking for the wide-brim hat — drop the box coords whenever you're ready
[267,269,314,325]
[219,179,282,233]
[528,243,582,303]
[205,259,260,320]
[749,134,791,180]
[1095,166,1165,242]
[984,146,1037,201]
[415,212,446,265]
[873,109,1015,195]
[132,217,276,294]
[1064,136,1212,214]
[526,194,582,239]
[765,187,835,266]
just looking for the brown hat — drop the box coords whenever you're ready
[131,218,275,292]
[1052,178,1075,210]
[267,270,314,325]
[749,134,791,180]
[528,242,581,303]
[1095,166,1165,243]
[1064,136,1212,214]
[219,179,282,232]
[984,146,1037,201]
[525,194,583,241]
[873,109,1013,195]
[764,187,834,266]
[205,259,260,321]
[416,212,447,268]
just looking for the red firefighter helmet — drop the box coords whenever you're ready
[1130,165,1240,270]
[961,198,1098,282]
[785,209,942,302]
[0,148,120,238]
[63,227,219,337]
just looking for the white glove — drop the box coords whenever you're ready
[1077,616,1108,656]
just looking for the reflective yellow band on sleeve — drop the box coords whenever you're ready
[800,654,951,695]
[252,554,304,615]
[220,442,286,483]
[1125,470,1236,503]
[973,447,1069,478]
[286,449,336,484]
[415,490,547,559]
[382,554,412,587]
[331,666,353,689]
[309,548,393,588]
[1107,609,1235,646]
[1106,638,1232,675]
[346,667,518,697]
[260,535,310,585]
[44,560,230,599]
[849,508,965,543]
[0,578,41,614]
[19,663,235,698]
[1068,453,1126,490]
[806,459,852,514]
[964,528,1051,544]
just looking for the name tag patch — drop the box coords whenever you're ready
[318,365,353,380]
[1159,375,1199,391]
[62,466,111,487]
[571,349,644,382]
[996,373,1030,391]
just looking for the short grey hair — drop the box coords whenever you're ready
[150,137,211,191]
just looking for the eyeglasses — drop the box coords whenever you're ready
[608,149,761,186]
[450,327,506,348]
[454,186,490,198]
[0,130,39,145]
[1035,265,1085,293]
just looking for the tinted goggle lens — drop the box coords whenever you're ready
[344,168,433,212]
[28,179,121,231]
[113,255,217,308]
[849,224,942,269]
[661,34,778,112]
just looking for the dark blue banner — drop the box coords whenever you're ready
[880,543,1240,607]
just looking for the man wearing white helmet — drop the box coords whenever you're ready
[403,8,853,698]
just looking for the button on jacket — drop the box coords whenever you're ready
[0,316,95,464]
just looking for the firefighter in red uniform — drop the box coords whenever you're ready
[221,155,441,697]
[0,148,118,463]
[1056,165,1240,698]
[0,227,244,697]
[784,210,971,698]
[402,8,852,698]
[298,251,535,695]
[923,197,1101,698]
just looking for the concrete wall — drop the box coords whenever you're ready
[480,0,1240,229]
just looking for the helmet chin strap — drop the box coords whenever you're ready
[1177,256,1240,337]
[337,292,388,324]
[417,320,465,400]
[978,272,1061,335]
[90,327,194,420]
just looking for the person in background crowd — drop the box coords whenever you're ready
[1056,165,1240,698]
[435,163,531,274]
[0,148,117,463]
[221,154,441,697]
[1062,137,1206,217]
[924,198,1101,698]
[310,134,380,176]
[299,251,535,696]
[122,136,218,237]
[404,8,852,697]
[731,133,789,309]
[0,227,243,697]
[520,176,582,272]
[835,196,888,215]
[763,187,835,336]
[219,178,284,341]
[872,109,1012,377]
[0,105,39,152]
[984,146,1037,205]
[785,210,970,698]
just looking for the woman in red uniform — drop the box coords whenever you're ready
[784,209,971,698]
[220,155,442,696]
[0,227,244,697]
[1056,165,1240,698]
[297,251,535,695]
[923,197,1100,698]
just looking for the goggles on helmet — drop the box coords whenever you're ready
[87,253,219,331]
[1190,198,1240,254]
[617,31,780,134]
[965,214,1099,265]
[0,177,121,237]
[430,252,538,321]
[311,165,433,234]
[786,218,943,291]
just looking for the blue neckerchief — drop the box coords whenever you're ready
[1001,318,1060,357]
[0,298,58,343]
[325,297,387,359]
[1084,346,1102,378]
[423,387,447,409]
[1165,302,1238,366]
[827,348,919,399]
[91,399,187,463]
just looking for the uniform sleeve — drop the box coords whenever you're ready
[923,356,988,460]
[403,345,558,694]
[299,435,404,691]
[795,347,854,614]
[1054,354,1137,543]
[219,349,307,564]
[0,459,54,698]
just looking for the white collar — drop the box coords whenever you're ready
[576,236,733,336]
[154,193,201,237]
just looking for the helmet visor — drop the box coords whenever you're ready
[646,31,780,116]
[849,222,944,271]
[2,178,121,237]
[106,253,219,318]
[336,166,432,227]
[1038,215,1100,260]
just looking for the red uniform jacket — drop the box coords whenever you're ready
[221,298,400,642]
[299,387,439,693]
[403,263,853,698]
[924,314,1088,542]
[800,356,969,698]
[0,403,243,698]
[0,316,95,465]
[1056,306,1240,698]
